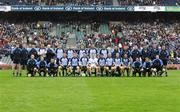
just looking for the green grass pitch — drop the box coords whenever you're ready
[0,70,180,112]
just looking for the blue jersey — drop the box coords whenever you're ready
[141,48,150,59]
[71,58,79,67]
[78,49,87,58]
[56,48,64,59]
[88,48,98,55]
[120,49,131,58]
[39,48,46,55]
[143,61,152,69]
[47,63,58,69]
[29,48,38,59]
[152,59,163,67]
[98,58,106,67]
[21,48,29,60]
[46,48,55,59]
[13,48,22,60]
[100,49,108,58]
[131,49,141,60]
[67,49,74,59]
[106,58,114,66]
[60,57,69,67]
[159,50,169,60]
[27,59,37,68]
[80,57,89,66]
[132,61,142,68]
[149,48,160,59]
[37,61,47,68]
[112,49,120,58]
[114,58,122,66]
[122,58,131,67]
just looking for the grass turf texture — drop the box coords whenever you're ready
[0,70,180,112]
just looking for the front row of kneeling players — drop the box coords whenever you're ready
[26,53,167,77]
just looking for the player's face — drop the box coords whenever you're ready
[23,44,26,48]
[136,58,139,61]
[162,46,166,50]
[73,53,77,58]
[156,55,159,59]
[114,46,118,50]
[51,59,54,63]
[16,44,19,48]
[100,55,104,58]
[63,53,67,57]
[134,46,138,49]
[80,45,84,49]
[58,45,62,49]
[124,54,128,58]
[116,53,119,58]
[91,45,94,48]
[40,57,44,61]
[31,55,35,59]
[41,44,44,48]
[108,54,111,58]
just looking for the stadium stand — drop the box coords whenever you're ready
[0,13,179,67]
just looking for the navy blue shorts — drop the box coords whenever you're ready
[162,59,167,66]
[13,59,21,64]
[21,59,28,65]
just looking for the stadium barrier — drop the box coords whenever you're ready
[0,64,12,70]
[0,5,180,12]
[167,64,180,70]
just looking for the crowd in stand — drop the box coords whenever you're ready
[0,0,179,5]
[0,21,68,55]
[0,19,180,64]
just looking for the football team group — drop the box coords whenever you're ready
[11,44,169,77]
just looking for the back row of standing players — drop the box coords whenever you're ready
[11,44,169,77]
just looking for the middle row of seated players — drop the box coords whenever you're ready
[26,52,167,77]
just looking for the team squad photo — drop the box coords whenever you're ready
[0,0,180,112]
[11,44,169,77]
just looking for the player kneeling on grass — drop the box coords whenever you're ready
[142,57,152,77]
[58,53,70,76]
[37,56,48,77]
[97,54,106,76]
[152,55,164,77]
[80,53,89,76]
[122,54,131,77]
[69,53,80,76]
[113,53,122,77]
[47,59,58,77]
[132,58,143,77]
[105,54,115,77]
[27,55,37,77]
[87,54,98,77]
